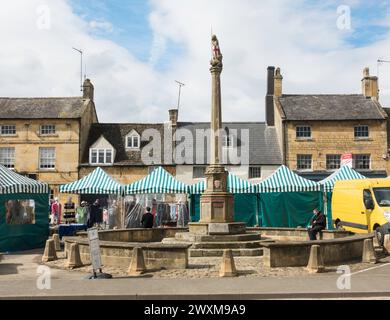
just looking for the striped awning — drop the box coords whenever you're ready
[60,167,123,195]
[0,165,49,194]
[319,166,366,192]
[188,172,257,194]
[256,165,321,193]
[124,167,188,195]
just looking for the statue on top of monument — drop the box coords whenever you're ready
[211,35,223,67]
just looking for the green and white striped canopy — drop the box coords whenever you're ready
[256,165,320,193]
[125,167,188,195]
[60,167,123,195]
[319,166,366,192]
[188,172,257,194]
[0,165,49,194]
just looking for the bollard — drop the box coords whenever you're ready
[362,238,377,264]
[383,234,390,254]
[306,245,325,273]
[219,249,238,277]
[128,247,146,276]
[52,234,61,252]
[65,243,83,269]
[42,239,57,262]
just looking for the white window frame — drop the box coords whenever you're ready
[0,125,16,136]
[326,154,341,171]
[39,147,56,170]
[353,154,371,171]
[249,166,262,179]
[126,131,141,150]
[40,124,56,135]
[297,154,313,171]
[354,125,369,139]
[296,125,312,140]
[89,148,114,165]
[0,147,15,169]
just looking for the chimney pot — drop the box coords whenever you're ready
[169,109,178,128]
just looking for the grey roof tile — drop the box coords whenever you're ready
[278,94,387,121]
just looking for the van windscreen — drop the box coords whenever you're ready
[373,188,390,207]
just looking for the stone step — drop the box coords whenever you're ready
[175,232,261,243]
[190,248,263,257]
[192,241,263,249]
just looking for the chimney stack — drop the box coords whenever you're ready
[274,67,283,98]
[169,109,178,128]
[266,66,275,126]
[362,67,379,101]
[83,79,94,101]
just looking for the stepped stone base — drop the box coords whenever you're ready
[162,227,264,257]
[189,222,246,235]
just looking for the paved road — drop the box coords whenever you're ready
[1,250,390,299]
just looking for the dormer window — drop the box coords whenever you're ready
[89,135,115,165]
[90,149,113,165]
[126,130,141,149]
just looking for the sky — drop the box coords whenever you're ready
[1,0,390,123]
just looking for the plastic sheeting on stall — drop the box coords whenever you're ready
[0,193,49,252]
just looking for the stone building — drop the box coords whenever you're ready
[0,79,98,202]
[174,119,282,185]
[79,121,175,184]
[266,66,389,180]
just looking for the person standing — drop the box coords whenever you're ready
[89,199,102,228]
[308,208,327,241]
[76,201,88,225]
[141,207,154,229]
[51,198,61,225]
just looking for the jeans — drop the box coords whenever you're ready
[308,226,324,241]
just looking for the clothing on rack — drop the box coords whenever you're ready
[177,202,190,227]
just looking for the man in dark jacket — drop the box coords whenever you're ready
[141,207,154,229]
[308,208,326,240]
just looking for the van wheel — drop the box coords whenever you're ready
[374,225,384,247]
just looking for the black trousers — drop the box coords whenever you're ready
[308,226,324,241]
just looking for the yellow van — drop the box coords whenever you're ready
[332,179,390,245]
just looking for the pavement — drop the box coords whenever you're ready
[1,250,390,300]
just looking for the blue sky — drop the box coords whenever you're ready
[68,0,185,72]
[67,0,390,63]
[2,0,390,123]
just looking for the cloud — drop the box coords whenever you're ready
[0,0,389,125]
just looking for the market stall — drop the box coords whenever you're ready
[0,165,50,252]
[256,165,322,228]
[319,166,366,229]
[59,167,124,235]
[124,167,190,228]
[188,172,259,226]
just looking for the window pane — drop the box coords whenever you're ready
[249,167,262,179]
[1,125,16,135]
[354,126,369,138]
[91,150,97,164]
[297,154,312,170]
[5,199,35,225]
[98,150,105,163]
[353,154,370,170]
[106,150,112,163]
[40,125,56,135]
[0,148,15,168]
[296,126,311,139]
[326,155,341,170]
[133,136,139,148]
[39,148,55,169]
